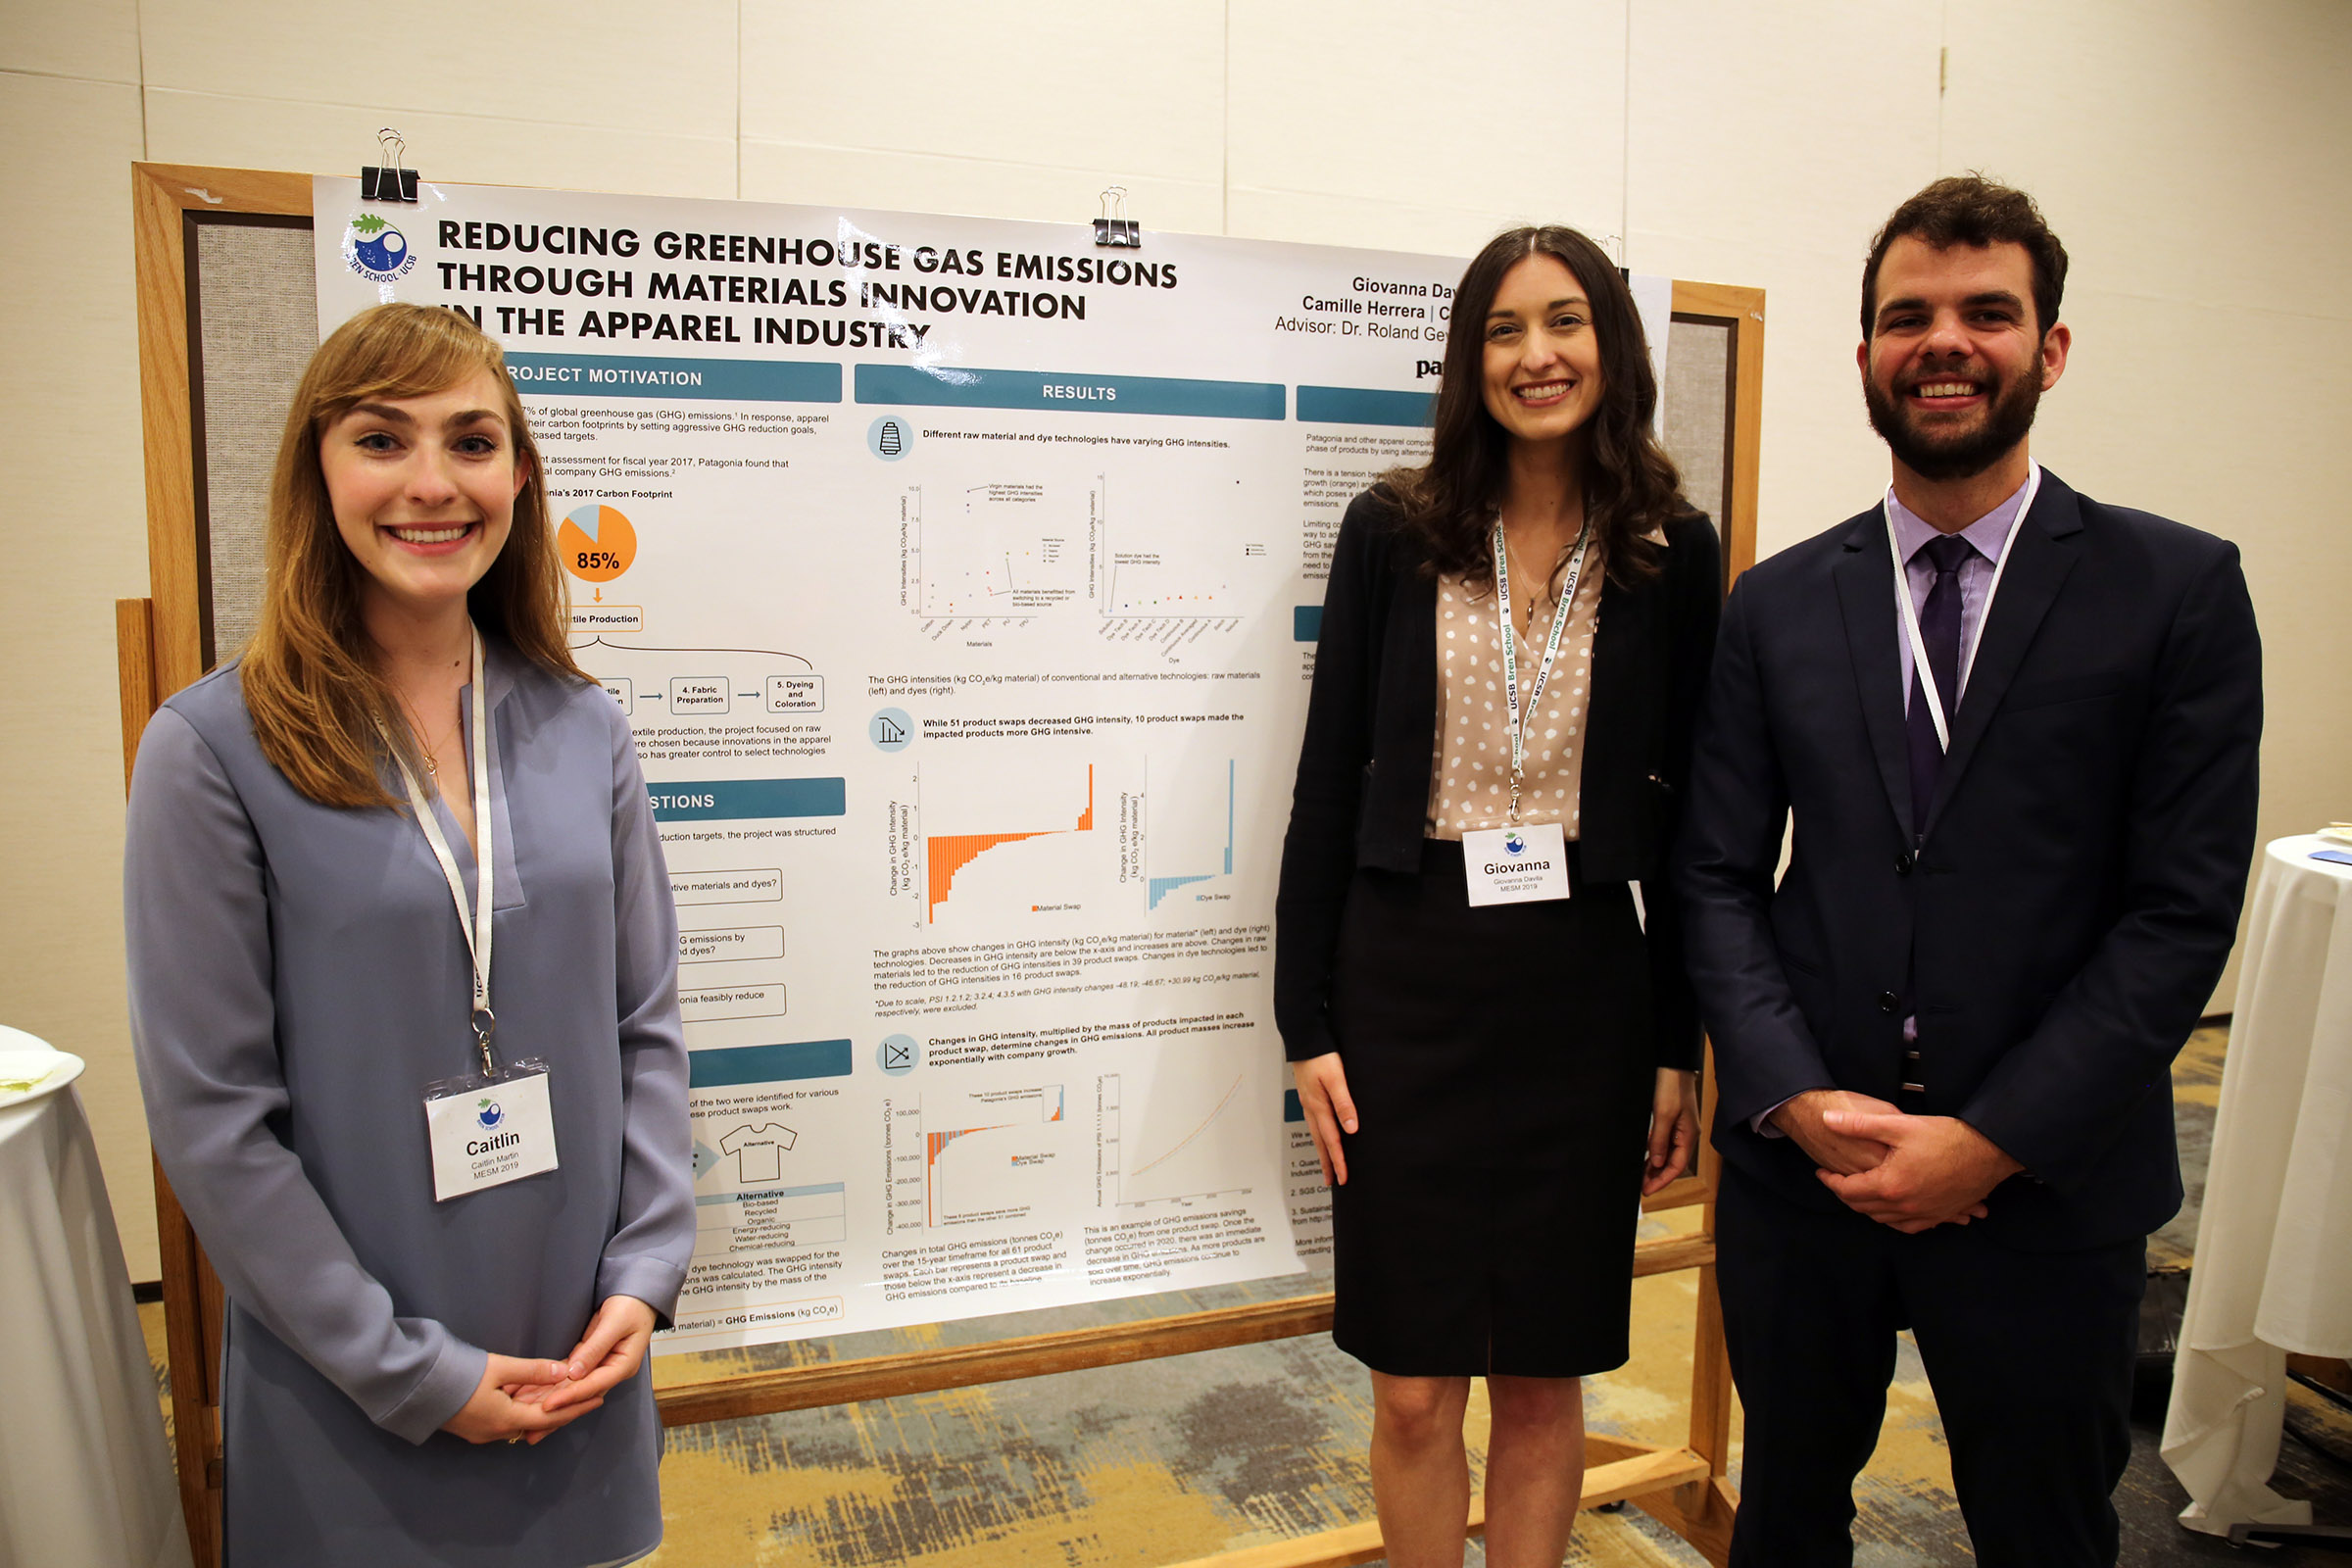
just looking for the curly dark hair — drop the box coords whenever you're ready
[1861,174,2069,339]
[1382,224,1687,588]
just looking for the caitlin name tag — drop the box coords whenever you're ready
[423,1062,560,1201]
[1461,822,1571,906]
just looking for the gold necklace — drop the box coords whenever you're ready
[393,685,454,777]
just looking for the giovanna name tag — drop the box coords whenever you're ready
[1461,820,1571,906]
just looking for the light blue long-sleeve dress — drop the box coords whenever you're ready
[124,640,695,1567]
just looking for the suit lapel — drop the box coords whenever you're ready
[1830,509,1914,838]
[1922,472,2085,838]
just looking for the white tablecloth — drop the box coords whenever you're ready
[2162,834,2352,1533]
[0,1064,194,1568]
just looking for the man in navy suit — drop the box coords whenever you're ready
[1676,175,2262,1564]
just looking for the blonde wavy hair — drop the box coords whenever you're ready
[241,303,587,808]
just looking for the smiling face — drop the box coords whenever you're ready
[318,368,529,623]
[1480,253,1605,451]
[1860,235,2069,482]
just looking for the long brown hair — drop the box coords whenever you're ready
[1384,225,1689,587]
[241,304,588,808]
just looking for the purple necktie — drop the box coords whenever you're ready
[1905,534,1975,838]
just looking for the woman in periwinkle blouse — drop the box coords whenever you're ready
[1276,228,1720,1565]
[125,303,693,1566]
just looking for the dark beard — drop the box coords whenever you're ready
[1864,364,2042,481]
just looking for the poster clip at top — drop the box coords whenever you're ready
[362,126,419,203]
[1093,185,1141,249]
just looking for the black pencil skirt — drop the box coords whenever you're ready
[1326,838,1657,1378]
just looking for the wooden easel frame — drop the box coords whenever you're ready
[122,162,1763,1568]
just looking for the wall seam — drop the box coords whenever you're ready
[1936,0,1948,172]
[1621,0,1633,267]
[0,65,143,90]
[735,0,745,200]
[136,81,738,141]
[134,0,150,156]
[1220,0,1231,235]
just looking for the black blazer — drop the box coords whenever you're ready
[1275,489,1724,1068]
[1675,469,2262,1250]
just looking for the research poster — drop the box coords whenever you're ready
[316,176,1467,1351]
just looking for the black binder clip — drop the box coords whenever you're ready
[362,127,418,204]
[1093,185,1141,248]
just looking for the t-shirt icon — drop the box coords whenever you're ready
[718,1122,799,1184]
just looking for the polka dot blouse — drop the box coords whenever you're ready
[1426,546,1605,841]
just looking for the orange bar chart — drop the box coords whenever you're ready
[924,765,1094,922]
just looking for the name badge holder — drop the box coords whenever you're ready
[1462,520,1588,907]
[390,627,562,1201]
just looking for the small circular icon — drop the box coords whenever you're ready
[869,708,913,752]
[476,1100,504,1129]
[877,1035,919,1076]
[867,416,914,462]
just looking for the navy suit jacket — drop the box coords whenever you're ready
[1674,469,2261,1250]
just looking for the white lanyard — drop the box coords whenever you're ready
[1491,517,1592,825]
[383,625,499,1077]
[1883,463,2039,754]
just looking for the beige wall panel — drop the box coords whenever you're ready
[740,139,1224,234]
[742,0,1224,181]
[142,88,738,200]
[139,0,738,140]
[1224,185,1527,263]
[1228,0,1626,239]
[1624,0,1942,560]
[0,72,155,1277]
[0,0,141,83]
[1942,0,2352,314]
[1937,0,2352,1011]
[2036,291,2352,1009]
[1631,226,1891,561]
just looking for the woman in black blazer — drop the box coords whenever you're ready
[1274,226,1720,1566]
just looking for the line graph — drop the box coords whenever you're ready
[1099,1070,1254,1208]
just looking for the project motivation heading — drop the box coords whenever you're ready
[427,219,1181,347]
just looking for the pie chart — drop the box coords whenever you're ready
[560,504,637,583]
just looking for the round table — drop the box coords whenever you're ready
[0,1033,193,1568]
[2162,835,2352,1533]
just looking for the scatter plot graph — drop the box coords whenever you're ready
[903,482,1085,615]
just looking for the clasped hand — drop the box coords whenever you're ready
[1771,1090,2021,1234]
[440,1294,659,1446]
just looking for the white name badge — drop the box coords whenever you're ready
[423,1061,561,1200]
[1462,821,1572,906]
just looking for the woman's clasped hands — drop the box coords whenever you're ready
[441,1295,659,1446]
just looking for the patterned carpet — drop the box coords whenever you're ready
[141,1025,2352,1565]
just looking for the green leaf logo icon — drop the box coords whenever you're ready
[353,214,387,236]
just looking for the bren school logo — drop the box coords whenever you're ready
[475,1098,505,1131]
[346,213,418,282]
[1503,829,1526,857]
